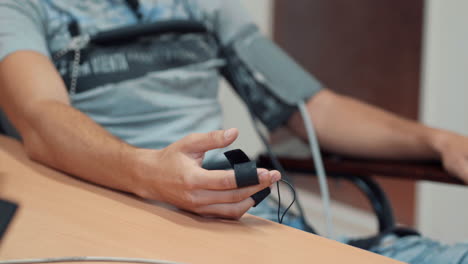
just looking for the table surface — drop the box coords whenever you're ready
[0,136,401,264]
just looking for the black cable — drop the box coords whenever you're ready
[227,66,315,232]
[247,116,298,224]
[227,65,291,222]
[278,179,297,223]
[250,118,315,232]
[124,0,143,21]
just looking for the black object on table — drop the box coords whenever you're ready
[0,199,18,240]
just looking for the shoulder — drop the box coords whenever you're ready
[0,0,46,23]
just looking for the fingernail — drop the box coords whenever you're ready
[259,171,269,181]
[270,171,280,183]
[224,128,235,140]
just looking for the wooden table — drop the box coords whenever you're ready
[0,136,401,263]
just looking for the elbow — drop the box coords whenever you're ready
[9,103,58,164]
[22,133,43,161]
[21,130,52,165]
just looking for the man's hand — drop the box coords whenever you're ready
[433,130,468,184]
[1,52,279,220]
[131,128,281,219]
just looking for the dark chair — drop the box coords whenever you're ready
[0,111,7,135]
[257,153,466,248]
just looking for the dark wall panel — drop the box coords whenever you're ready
[274,0,423,119]
[274,0,424,225]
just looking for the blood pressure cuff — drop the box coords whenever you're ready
[220,25,323,131]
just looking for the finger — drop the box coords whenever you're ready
[194,197,255,220]
[192,182,274,206]
[457,162,468,184]
[178,128,239,154]
[192,168,280,190]
[446,156,468,179]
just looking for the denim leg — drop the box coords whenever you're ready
[249,199,468,263]
[370,235,468,264]
[247,197,307,231]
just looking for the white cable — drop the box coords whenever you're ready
[0,257,185,264]
[298,100,334,238]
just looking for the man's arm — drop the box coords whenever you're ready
[287,89,468,182]
[0,51,280,218]
[0,51,140,192]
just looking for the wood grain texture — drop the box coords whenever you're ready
[0,136,401,263]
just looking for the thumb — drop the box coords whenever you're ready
[178,128,239,154]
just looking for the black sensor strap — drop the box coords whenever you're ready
[90,20,207,46]
[233,161,259,187]
[224,149,270,206]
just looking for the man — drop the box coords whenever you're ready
[0,1,467,263]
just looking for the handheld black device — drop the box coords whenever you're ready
[0,199,18,240]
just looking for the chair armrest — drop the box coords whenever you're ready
[257,154,466,186]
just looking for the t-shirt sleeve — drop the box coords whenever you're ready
[212,0,256,45]
[0,0,49,62]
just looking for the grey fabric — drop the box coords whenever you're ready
[0,0,253,164]
[56,33,220,93]
[370,235,468,264]
[232,27,322,106]
[0,0,322,165]
[0,0,49,61]
[256,199,468,264]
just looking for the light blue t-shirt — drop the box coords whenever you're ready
[0,0,253,165]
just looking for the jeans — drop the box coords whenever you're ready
[249,198,468,264]
[370,235,468,264]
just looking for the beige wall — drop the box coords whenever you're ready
[418,0,468,243]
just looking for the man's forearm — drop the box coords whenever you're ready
[288,89,444,160]
[0,51,142,194]
[0,51,281,218]
[17,100,141,192]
